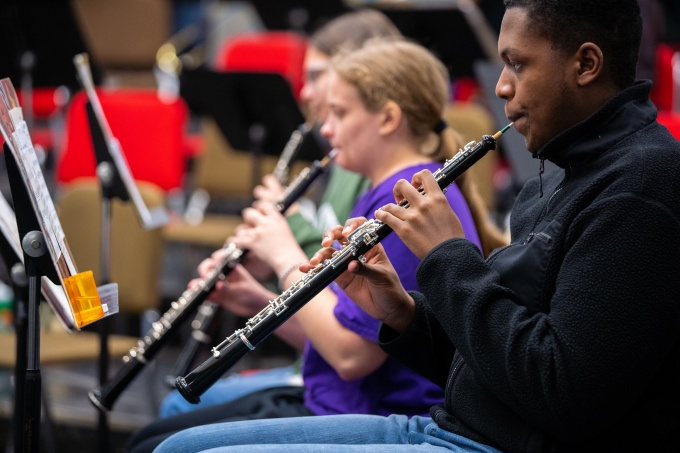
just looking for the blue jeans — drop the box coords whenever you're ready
[160,365,300,417]
[153,414,502,452]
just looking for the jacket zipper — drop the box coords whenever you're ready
[524,166,571,244]
[445,353,464,402]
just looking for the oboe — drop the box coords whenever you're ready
[176,125,513,404]
[165,123,316,385]
[88,149,336,412]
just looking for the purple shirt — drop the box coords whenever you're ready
[302,162,481,416]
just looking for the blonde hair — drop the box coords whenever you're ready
[331,39,507,257]
[329,39,462,162]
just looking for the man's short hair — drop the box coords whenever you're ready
[504,0,642,88]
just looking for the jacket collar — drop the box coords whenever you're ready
[534,80,657,169]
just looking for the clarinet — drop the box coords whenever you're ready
[176,125,513,404]
[88,149,336,412]
[164,123,316,386]
[272,122,313,184]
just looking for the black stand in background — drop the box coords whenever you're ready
[179,69,319,192]
[249,1,492,78]
[3,142,61,453]
[381,7,488,79]
[0,216,28,453]
[247,0,349,33]
[0,1,99,93]
[83,101,130,453]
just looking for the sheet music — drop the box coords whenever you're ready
[0,193,78,331]
[0,77,118,328]
[0,192,22,259]
[12,121,76,275]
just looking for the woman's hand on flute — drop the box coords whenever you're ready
[377,169,465,260]
[306,218,415,333]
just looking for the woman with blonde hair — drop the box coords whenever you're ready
[154,38,504,453]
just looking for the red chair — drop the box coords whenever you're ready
[657,111,680,141]
[15,86,70,152]
[56,88,190,192]
[213,31,307,99]
[650,43,680,112]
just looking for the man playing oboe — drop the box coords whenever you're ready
[155,0,680,451]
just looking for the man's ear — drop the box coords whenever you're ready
[378,100,402,136]
[575,42,604,87]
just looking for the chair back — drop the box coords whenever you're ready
[56,88,189,192]
[58,178,166,315]
[70,0,171,71]
[213,31,307,99]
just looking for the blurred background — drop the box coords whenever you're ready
[0,1,678,451]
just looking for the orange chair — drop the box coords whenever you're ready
[56,88,190,192]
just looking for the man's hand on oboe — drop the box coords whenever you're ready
[306,218,415,333]
[376,169,465,260]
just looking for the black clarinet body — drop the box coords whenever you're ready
[176,127,512,404]
[89,149,336,412]
[164,124,317,384]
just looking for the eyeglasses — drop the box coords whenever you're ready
[305,66,328,84]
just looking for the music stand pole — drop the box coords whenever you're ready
[20,230,47,453]
[248,123,266,195]
[0,230,29,453]
[4,142,61,453]
[10,262,28,453]
[95,160,115,453]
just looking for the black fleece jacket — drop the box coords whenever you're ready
[381,81,680,452]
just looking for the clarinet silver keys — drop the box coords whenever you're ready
[88,149,336,412]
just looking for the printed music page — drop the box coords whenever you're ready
[0,192,78,331]
[0,77,118,328]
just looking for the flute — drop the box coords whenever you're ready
[88,149,336,412]
[176,125,513,403]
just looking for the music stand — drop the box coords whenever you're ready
[0,195,29,453]
[362,0,497,78]
[81,98,170,452]
[3,143,60,453]
[179,69,313,191]
[0,189,76,453]
[0,1,101,159]
[247,0,349,33]
[0,0,99,91]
